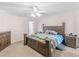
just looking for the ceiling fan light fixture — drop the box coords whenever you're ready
[31,13,36,18]
[36,13,42,17]
[30,5,45,18]
[33,6,38,12]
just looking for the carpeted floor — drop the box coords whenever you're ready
[0,41,78,57]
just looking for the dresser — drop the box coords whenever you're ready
[0,31,11,51]
[65,36,79,49]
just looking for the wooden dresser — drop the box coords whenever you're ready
[0,31,11,51]
[65,36,79,49]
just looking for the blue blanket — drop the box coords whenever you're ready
[47,34,64,48]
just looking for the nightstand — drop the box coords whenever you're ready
[65,36,79,49]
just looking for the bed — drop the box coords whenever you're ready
[24,22,65,57]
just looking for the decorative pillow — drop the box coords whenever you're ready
[45,30,58,35]
[35,32,43,34]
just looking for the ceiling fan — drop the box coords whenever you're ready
[30,6,45,18]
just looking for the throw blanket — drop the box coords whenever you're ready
[47,34,63,48]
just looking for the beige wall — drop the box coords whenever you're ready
[0,10,30,43]
[76,11,79,36]
[0,9,78,43]
[37,11,77,35]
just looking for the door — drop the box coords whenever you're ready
[29,21,34,35]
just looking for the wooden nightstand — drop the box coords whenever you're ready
[65,36,79,49]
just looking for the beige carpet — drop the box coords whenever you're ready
[0,41,79,57]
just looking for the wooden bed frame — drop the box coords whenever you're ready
[24,22,65,57]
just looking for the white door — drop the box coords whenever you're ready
[29,21,34,35]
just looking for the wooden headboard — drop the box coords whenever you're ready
[42,22,65,37]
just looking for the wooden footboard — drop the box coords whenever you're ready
[24,34,51,57]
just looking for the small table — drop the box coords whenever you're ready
[65,36,79,49]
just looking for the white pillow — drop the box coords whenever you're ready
[45,30,49,34]
[45,30,58,35]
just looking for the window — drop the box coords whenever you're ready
[29,21,34,35]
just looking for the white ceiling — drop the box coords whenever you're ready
[0,2,79,17]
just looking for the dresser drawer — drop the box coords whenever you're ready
[0,32,11,51]
[0,39,2,51]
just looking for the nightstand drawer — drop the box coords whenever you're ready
[65,36,76,48]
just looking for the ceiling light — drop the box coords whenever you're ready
[36,13,42,17]
[33,6,38,12]
[30,5,45,18]
[31,13,36,18]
